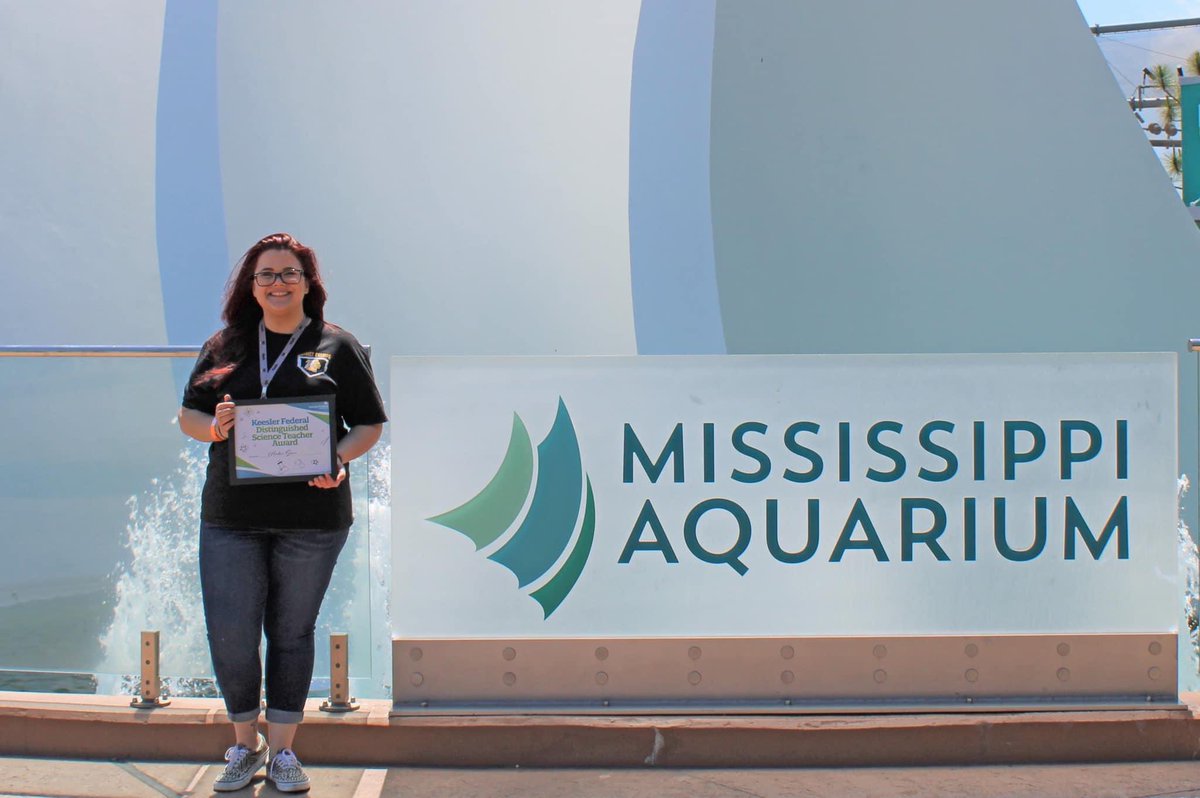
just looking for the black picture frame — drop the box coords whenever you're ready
[228,394,339,486]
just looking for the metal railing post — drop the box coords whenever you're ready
[130,631,170,709]
[320,633,359,712]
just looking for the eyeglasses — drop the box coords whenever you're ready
[253,268,305,286]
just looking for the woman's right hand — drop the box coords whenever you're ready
[213,394,235,440]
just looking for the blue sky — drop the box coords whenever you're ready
[1077,0,1200,26]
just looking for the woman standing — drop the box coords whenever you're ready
[179,233,386,792]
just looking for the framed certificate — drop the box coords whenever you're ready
[228,395,338,485]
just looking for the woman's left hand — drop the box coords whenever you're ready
[308,458,347,489]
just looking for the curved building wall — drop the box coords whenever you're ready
[5,2,1196,362]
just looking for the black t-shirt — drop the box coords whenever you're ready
[182,321,388,531]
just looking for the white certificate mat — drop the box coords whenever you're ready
[229,395,337,485]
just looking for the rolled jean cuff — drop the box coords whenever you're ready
[227,706,261,724]
[265,706,305,725]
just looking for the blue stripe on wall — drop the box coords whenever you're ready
[628,0,726,355]
[156,0,229,387]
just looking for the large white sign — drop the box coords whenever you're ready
[391,354,1178,638]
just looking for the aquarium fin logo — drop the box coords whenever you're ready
[427,398,595,618]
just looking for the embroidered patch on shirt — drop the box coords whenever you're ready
[297,352,331,376]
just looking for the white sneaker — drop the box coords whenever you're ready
[212,733,268,791]
[269,748,311,793]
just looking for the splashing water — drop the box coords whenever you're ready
[1179,475,1199,673]
[96,441,393,698]
[96,442,212,694]
[365,442,393,697]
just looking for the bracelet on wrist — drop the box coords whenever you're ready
[210,418,226,442]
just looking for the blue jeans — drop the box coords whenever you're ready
[199,522,349,724]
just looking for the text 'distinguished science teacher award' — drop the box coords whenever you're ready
[229,396,338,485]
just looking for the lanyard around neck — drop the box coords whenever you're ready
[258,317,311,398]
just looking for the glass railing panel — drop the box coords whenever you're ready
[0,355,187,686]
[0,352,384,698]
[308,455,374,694]
[361,441,392,699]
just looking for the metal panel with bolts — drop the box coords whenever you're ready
[392,634,1178,715]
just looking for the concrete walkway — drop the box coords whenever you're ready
[4,758,1200,798]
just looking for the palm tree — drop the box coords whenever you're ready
[1139,62,1185,179]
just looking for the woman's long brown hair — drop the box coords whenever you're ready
[192,233,328,388]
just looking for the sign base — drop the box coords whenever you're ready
[392,634,1178,714]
